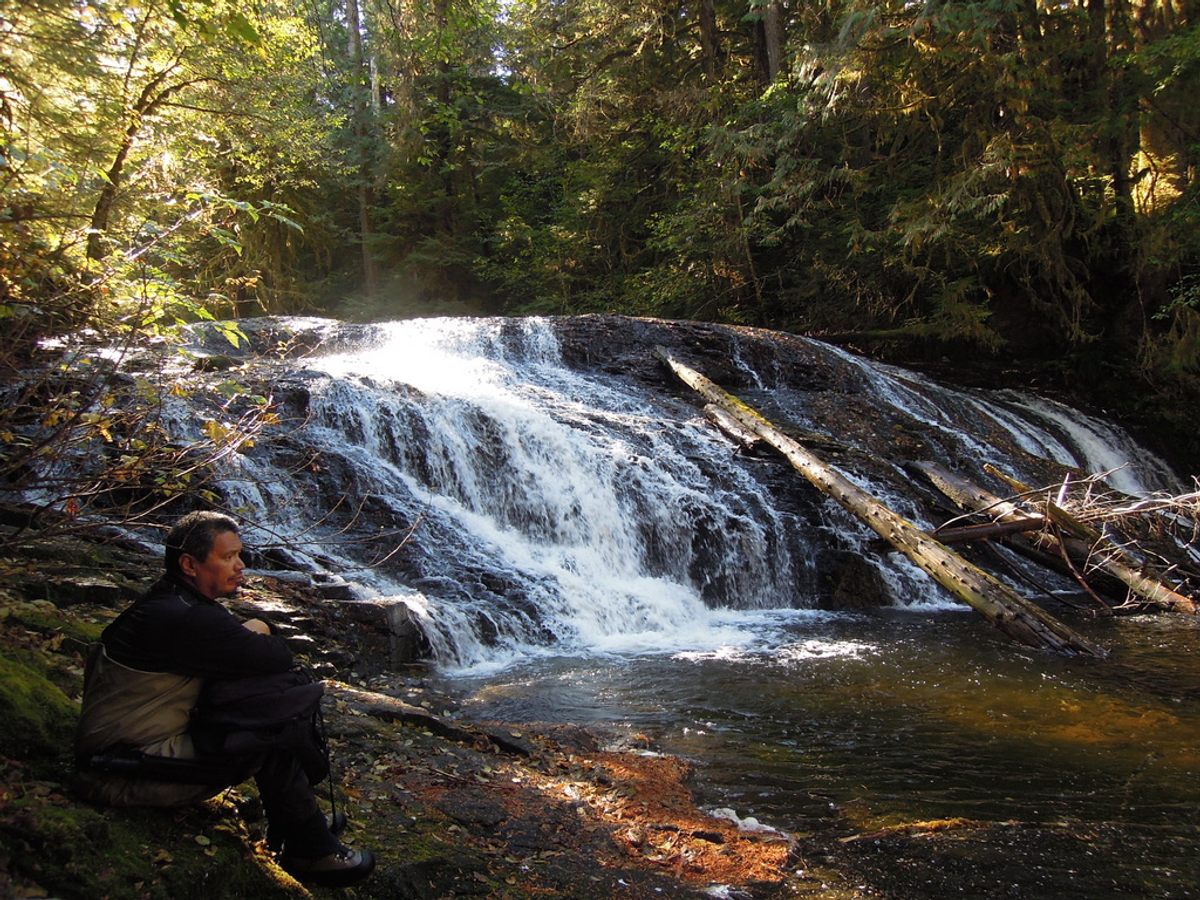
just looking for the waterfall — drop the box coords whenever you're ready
[188,317,1181,671]
[217,319,809,669]
[814,342,1176,496]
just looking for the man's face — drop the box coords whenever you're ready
[180,530,245,600]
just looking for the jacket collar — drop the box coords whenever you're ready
[153,574,220,607]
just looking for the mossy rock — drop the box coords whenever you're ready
[4,572,139,607]
[0,650,78,760]
[3,598,106,644]
[0,799,299,900]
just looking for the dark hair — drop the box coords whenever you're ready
[164,511,240,578]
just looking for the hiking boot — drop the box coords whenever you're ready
[281,845,376,888]
[266,810,348,853]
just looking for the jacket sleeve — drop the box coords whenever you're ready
[168,601,295,679]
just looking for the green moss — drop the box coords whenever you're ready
[0,799,298,900]
[0,650,78,760]
[7,602,105,644]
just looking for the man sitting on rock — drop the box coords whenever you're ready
[73,510,375,888]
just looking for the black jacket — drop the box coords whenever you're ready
[78,576,329,791]
[102,575,294,678]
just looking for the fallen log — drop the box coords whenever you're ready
[914,461,1120,610]
[656,348,1105,657]
[704,404,764,453]
[917,462,1196,615]
[916,461,1034,526]
[867,517,1048,552]
[983,465,1197,615]
[932,518,1048,544]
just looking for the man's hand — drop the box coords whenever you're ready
[242,618,271,635]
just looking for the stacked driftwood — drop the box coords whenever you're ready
[658,348,1199,657]
[915,462,1197,617]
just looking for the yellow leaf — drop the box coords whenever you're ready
[202,420,229,442]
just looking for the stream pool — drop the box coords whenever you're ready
[442,608,1200,897]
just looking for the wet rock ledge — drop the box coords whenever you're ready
[0,526,822,899]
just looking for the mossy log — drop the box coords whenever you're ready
[656,347,1105,657]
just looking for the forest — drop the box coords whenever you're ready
[3,0,1200,470]
[4,4,1200,894]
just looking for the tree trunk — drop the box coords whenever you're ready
[657,348,1105,656]
[86,69,185,260]
[432,0,458,236]
[87,133,136,260]
[932,518,1048,544]
[704,404,764,452]
[752,0,784,85]
[346,0,380,296]
[698,0,721,79]
[763,0,784,82]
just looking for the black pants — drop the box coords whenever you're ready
[82,744,321,833]
[250,748,323,830]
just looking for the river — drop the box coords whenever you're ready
[446,608,1200,896]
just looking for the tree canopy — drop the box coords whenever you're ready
[3,0,1199,465]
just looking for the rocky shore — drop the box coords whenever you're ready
[4,515,1178,898]
[0,525,821,899]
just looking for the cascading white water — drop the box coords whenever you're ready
[198,317,1182,672]
[226,319,807,670]
[986,393,1178,495]
[131,317,1197,892]
[815,341,1179,496]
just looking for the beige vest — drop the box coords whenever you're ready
[73,644,214,807]
[75,643,202,759]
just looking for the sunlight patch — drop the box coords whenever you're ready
[672,645,753,663]
[672,637,875,664]
[776,638,875,663]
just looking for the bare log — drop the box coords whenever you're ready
[657,348,1105,657]
[704,404,764,453]
[983,465,1197,616]
[932,518,1048,544]
[915,461,1121,608]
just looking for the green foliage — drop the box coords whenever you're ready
[4,0,1200,467]
[0,175,290,539]
[0,0,312,535]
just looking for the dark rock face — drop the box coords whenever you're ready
[824,552,890,611]
[54,315,1179,667]
[331,598,433,676]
